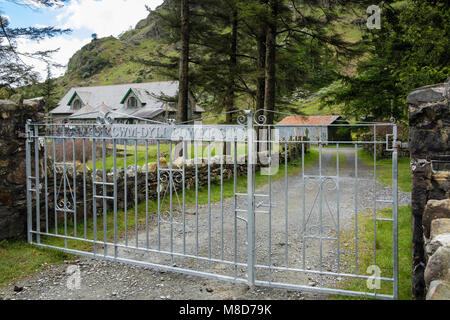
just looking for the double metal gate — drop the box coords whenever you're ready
[25,110,399,299]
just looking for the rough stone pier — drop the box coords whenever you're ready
[0,98,45,241]
[408,83,450,300]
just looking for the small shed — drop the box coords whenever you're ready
[277,115,351,142]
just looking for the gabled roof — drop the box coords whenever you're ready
[120,88,152,105]
[277,115,344,126]
[52,81,179,115]
[67,91,92,106]
[51,81,205,116]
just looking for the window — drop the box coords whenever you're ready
[73,99,82,110]
[128,96,138,108]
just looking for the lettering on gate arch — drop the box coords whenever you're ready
[110,124,247,142]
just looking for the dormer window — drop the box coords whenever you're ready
[128,96,138,108]
[73,98,82,110]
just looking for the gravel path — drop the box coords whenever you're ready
[0,148,411,300]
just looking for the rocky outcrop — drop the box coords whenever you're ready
[408,82,450,300]
[0,98,45,241]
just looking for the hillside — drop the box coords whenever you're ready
[61,3,174,87]
[46,0,366,118]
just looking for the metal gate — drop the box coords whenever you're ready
[25,110,399,299]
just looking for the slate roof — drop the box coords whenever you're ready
[51,81,204,118]
[68,103,115,120]
[277,115,344,126]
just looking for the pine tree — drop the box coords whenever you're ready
[323,0,450,122]
[258,0,372,124]
[263,0,278,125]
[136,0,368,125]
[41,63,56,113]
[0,0,70,88]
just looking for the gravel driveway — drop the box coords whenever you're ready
[0,147,411,300]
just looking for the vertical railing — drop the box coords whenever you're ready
[392,124,399,300]
[34,125,41,245]
[25,121,33,244]
[246,110,255,286]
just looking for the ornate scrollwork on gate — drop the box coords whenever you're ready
[302,176,339,237]
[158,168,185,224]
[254,109,267,125]
[54,165,76,214]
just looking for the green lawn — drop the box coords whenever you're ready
[331,205,412,300]
[358,149,412,193]
[0,240,70,287]
[1,150,319,287]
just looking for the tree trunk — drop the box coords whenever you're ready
[264,0,277,126]
[225,7,238,125]
[256,32,266,113]
[256,0,267,114]
[177,0,190,124]
[256,0,268,154]
[224,6,238,156]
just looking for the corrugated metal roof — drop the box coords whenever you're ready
[277,115,343,126]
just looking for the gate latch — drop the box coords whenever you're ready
[256,200,276,208]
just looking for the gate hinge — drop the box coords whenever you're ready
[411,159,431,172]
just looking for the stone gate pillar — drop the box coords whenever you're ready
[408,83,450,299]
[0,98,45,241]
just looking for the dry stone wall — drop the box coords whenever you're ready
[38,146,303,231]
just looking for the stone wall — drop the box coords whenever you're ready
[408,83,450,300]
[37,146,303,231]
[423,201,450,300]
[0,98,45,241]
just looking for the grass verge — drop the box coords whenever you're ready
[0,240,70,287]
[358,149,411,193]
[330,205,412,300]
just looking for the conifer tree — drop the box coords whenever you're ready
[0,0,70,88]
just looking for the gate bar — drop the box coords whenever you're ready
[392,125,399,300]
[26,121,32,244]
[246,110,255,286]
